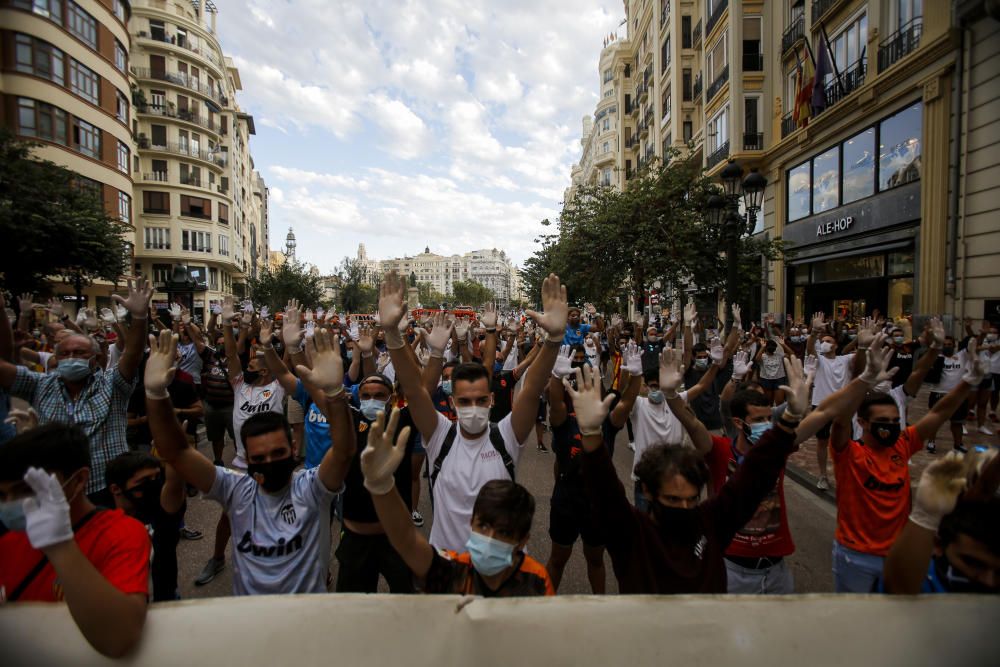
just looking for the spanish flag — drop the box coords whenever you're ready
[794,49,814,128]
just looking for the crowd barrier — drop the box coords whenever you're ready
[2,593,997,665]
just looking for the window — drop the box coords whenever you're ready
[15,34,65,85]
[14,0,62,22]
[879,101,922,190]
[150,124,167,147]
[17,98,37,136]
[182,230,212,253]
[603,118,610,131]
[17,98,68,144]
[114,40,126,72]
[117,141,129,173]
[144,227,170,250]
[661,36,671,73]
[683,69,692,101]
[842,127,875,203]
[67,1,97,48]
[708,32,728,81]
[662,86,671,122]
[72,117,100,158]
[787,161,811,221]
[744,96,760,133]
[600,168,612,187]
[829,12,868,86]
[707,106,728,152]
[143,191,170,214]
[603,69,613,83]
[153,264,172,285]
[743,17,762,71]
[117,191,131,223]
[812,147,839,213]
[897,0,922,29]
[219,235,230,256]
[149,20,166,42]
[180,195,211,219]
[683,120,693,142]
[209,268,219,291]
[69,60,99,104]
[602,141,610,154]
[116,91,128,123]
[682,16,692,48]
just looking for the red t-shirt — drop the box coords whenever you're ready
[706,436,795,558]
[834,426,923,556]
[0,509,150,602]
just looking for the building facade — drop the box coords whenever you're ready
[376,246,520,304]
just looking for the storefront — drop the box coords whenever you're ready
[780,100,923,324]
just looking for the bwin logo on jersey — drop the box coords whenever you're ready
[280,503,296,525]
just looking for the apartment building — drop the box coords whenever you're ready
[376,246,521,304]
[569,0,999,329]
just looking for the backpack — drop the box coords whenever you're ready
[429,423,515,506]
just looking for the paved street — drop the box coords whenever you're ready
[175,421,837,599]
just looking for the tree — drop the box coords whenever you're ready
[338,256,378,313]
[248,259,324,312]
[451,280,495,307]
[0,130,132,297]
[417,281,448,307]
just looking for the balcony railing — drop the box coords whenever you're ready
[705,0,728,38]
[132,23,224,68]
[132,67,225,105]
[137,103,219,134]
[142,171,168,182]
[878,18,923,72]
[743,132,763,151]
[693,72,703,99]
[742,53,763,72]
[818,58,867,113]
[706,139,730,169]
[693,19,702,46]
[179,175,203,187]
[782,16,805,55]
[145,141,228,167]
[781,111,797,138]
[811,0,843,22]
[631,101,641,117]
[706,64,729,102]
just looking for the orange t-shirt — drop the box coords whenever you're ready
[0,509,150,602]
[833,426,923,556]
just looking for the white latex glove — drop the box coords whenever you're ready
[259,306,270,320]
[622,341,643,376]
[731,303,742,332]
[169,303,182,321]
[283,299,303,349]
[356,325,375,355]
[315,307,325,322]
[710,340,725,367]
[360,408,410,495]
[732,350,753,380]
[453,316,471,341]
[241,300,254,314]
[658,348,685,399]
[304,321,316,339]
[304,308,314,323]
[376,272,407,333]
[481,302,498,330]
[145,330,178,398]
[221,296,236,324]
[562,365,614,436]
[909,451,975,531]
[962,339,987,386]
[551,345,574,379]
[180,308,191,326]
[4,407,39,434]
[803,354,819,376]
[683,302,697,328]
[426,312,453,355]
[99,307,116,324]
[927,316,945,348]
[859,333,899,385]
[258,319,274,346]
[22,467,74,550]
[75,308,88,326]
[210,303,222,315]
[780,355,814,420]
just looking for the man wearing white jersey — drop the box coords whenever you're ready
[924,335,969,453]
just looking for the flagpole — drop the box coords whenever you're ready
[818,20,847,98]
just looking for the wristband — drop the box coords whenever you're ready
[780,408,803,423]
[731,376,746,384]
[546,333,565,343]
[486,327,496,334]
[145,388,169,400]
[323,386,345,399]
[663,390,679,400]
[778,414,800,430]
[361,352,373,359]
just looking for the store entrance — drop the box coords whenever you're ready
[798,278,887,322]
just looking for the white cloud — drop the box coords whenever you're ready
[369,94,432,160]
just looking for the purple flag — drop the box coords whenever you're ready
[812,35,832,111]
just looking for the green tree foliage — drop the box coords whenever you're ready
[531,149,786,312]
[337,256,378,313]
[450,280,495,307]
[0,131,132,294]
[248,259,324,312]
[417,281,448,307]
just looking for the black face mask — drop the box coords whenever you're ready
[868,421,901,447]
[123,476,164,523]
[248,456,297,493]
[942,347,954,357]
[571,361,587,369]
[243,369,262,384]
[933,554,995,594]
[650,501,701,543]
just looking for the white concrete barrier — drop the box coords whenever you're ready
[2,594,997,666]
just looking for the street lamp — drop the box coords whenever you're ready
[716,160,767,332]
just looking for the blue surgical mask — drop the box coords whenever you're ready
[647,390,665,404]
[742,421,770,445]
[893,336,905,345]
[56,357,92,382]
[694,358,709,370]
[360,398,387,421]
[465,531,515,576]
[441,380,453,396]
[346,350,354,361]
[0,499,27,532]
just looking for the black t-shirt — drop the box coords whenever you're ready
[889,345,915,388]
[342,406,417,523]
[490,370,516,422]
[683,363,731,430]
[127,371,200,445]
[641,341,665,372]
[552,416,584,489]
[150,504,183,602]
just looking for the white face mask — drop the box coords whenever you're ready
[456,405,490,435]
[818,341,833,355]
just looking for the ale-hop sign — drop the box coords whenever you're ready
[816,216,854,237]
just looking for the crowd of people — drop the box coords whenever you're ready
[0,273,997,657]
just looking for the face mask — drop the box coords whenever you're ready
[893,336,905,345]
[243,369,262,384]
[360,398,388,421]
[942,347,954,357]
[647,390,665,404]
[571,360,587,369]
[694,358,709,370]
[248,456,297,493]
[847,333,858,341]
[818,342,833,355]
[0,499,27,532]
[123,476,164,523]
[465,531,515,576]
[56,357,92,382]
[868,421,901,447]
[650,502,701,542]
[440,380,453,396]
[987,335,998,343]
[793,335,806,343]
[346,350,354,361]
[742,421,770,445]
[456,405,490,434]
[648,336,661,344]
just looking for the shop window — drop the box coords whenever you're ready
[879,101,922,191]
[843,127,875,203]
[812,254,885,283]
[793,264,810,285]
[812,147,839,213]
[888,250,915,275]
[787,161,811,221]
[888,277,914,319]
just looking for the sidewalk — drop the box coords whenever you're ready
[787,386,1000,502]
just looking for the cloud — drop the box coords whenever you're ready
[369,94,432,160]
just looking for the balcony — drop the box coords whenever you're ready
[705,0,728,38]
[179,174,204,188]
[692,72,703,100]
[782,16,805,56]
[142,171,169,182]
[132,20,224,69]
[693,19,702,46]
[144,141,229,168]
[132,67,225,105]
[742,132,763,151]
[137,103,220,135]
[706,140,730,169]
[742,53,763,72]
[706,64,729,102]
[878,18,923,73]
[812,0,845,23]
[817,58,867,113]
[781,111,797,138]
[630,100,641,117]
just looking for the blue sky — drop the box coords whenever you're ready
[213,0,623,273]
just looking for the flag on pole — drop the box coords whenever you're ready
[812,34,833,113]
[794,49,814,127]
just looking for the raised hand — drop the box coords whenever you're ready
[22,467,74,550]
[241,300,254,314]
[453,316,471,341]
[396,307,410,334]
[377,271,407,331]
[525,273,569,339]
[304,308,314,323]
[562,365,614,437]
[82,308,99,331]
[210,302,222,315]
[315,306,325,322]
[586,303,597,316]
[810,311,827,334]
[611,314,624,329]
[859,333,898,385]
[732,303,743,331]
[962,339,987,386]
[221,296,236,324]
[15,292,35,313]
[683,302,697,328]
[909,451,977,531]
[732,350,753,380]
[710,339,726,366]
[481,302,498,330]
[180,306,192,326]
[75,308,88,326]
[622,341,643,376]
[927,316,945,348]
[44,298,64,319]
[658,348,685,398]
[99,307,116,325]
[144,329,178,399]
[425,312,453,354]
[259,318,274,345]
[295,328,344,397]
[112,278,153,319]
[356,325,375,354]
[304,321,316,339]
[4,406,39,434]
[360,407,410,495]
[282,305,303,350]
[856,316,878,349]
[259,305,270,320]
[803,353,819,376]
[780,355,814,419]
[168,303,182,321]
[551,345,574,379]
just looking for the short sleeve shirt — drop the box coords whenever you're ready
[833,426,924,556]
[230,375,286,470]
[629,393,688,480]
[811,354,853,405]
[420,549,554,597]
[206,466,338,595]
[563,323,592,346]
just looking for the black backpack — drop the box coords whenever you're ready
[429,423,515,506]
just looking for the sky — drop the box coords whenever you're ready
[212,0,624,273]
